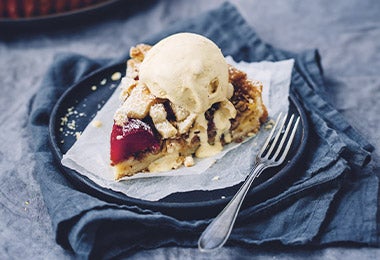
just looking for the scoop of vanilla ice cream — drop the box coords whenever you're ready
[139,33,234,114]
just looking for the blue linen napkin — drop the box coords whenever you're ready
[28,2,378,258]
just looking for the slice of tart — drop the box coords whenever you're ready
[110,33,268,180]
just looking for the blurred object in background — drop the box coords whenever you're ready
[0,0,114,19]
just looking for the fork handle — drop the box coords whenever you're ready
[198,163,267,251]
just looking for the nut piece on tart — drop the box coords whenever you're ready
[110,33,268,180]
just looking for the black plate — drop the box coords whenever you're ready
[49,62,309,220]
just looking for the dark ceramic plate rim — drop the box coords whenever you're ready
[49,62,309,218]
[0,0,121,24]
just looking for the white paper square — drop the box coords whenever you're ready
[62,58,294,201]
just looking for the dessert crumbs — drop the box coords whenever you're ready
[247,132,256,137]
[100,78,107,85]
[264,120,275,130]
[60,105,88,141]
[67,120,76,130]
[184,156,194,167]
[266,123,273,128]
[91,120,103,128]
[75,132,82,140]
[60,116,68,126]
[111,72,122,81]
[212,176,220,181]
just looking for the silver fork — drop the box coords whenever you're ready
[198,113,300,252]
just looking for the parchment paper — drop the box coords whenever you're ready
[61,58,294,201]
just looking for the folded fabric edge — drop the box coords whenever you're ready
[239,157,348,219]
[229,161,348,246]
[291,70,372,168]
[313,172,379,246]
[55,197,164,251]
[63,205,205,258]
[56,158,348,255]
[295,51,375,155]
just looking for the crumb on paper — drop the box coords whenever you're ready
[184,156,194,167]
[24,201,29,205]
[212,176,220,181]
[264,124,273,130]
[247,132,256,137]
[91,120,103,128]
[264,119,275,130]
[75,132,82,140]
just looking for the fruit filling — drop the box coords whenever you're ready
[110,119,160,165]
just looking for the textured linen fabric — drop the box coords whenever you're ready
[2,0,380,259]
[25,3,378,258]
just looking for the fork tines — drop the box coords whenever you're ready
[259,113,300,163]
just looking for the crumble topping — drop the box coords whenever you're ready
[111,40,267,178]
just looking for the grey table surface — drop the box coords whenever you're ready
[1,0,379,259]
